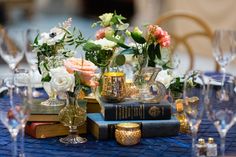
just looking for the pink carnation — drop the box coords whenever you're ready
[96,28,106,40]
[147,25,157,34]
[158,31,171,47]
[147,24,171,48]
[64,57,98,87]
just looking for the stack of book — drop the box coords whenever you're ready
[87,100,180,140]
[26,97,100,139]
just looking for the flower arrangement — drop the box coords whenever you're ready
[83,12,195,99]
[83,12,129,73]
[33,18,98,99]
[33,18,86,82]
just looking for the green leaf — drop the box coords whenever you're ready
[33,34,39,45]
[148,44,156,67]
[41,74,51,82]
[114,54,126,66]
[117,23,129,31]
[83,42,101,52]
[120,48,134,54]
[131,32,146,44]
[155,44,161,59]
[105,36,130,49]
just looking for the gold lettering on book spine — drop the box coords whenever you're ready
[116,105,118,120]
[142,104,145,119]
[148,106,161,118]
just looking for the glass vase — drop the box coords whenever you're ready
[58,93,87,144]
[133,65,166,103]
[41,82,64,106]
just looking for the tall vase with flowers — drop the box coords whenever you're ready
[49,57,98,144]
[33,18,86,106]
[83,12,129,102]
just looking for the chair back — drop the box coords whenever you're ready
[155,11,219,71]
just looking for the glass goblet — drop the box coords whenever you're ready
[58,91,87,144]
[205,74,236,157]
[0,78,21,157]
[13,68,32,157]
[25,28,43,98]
[212,30,236,87]
[0,28,25,71]
[183,70,206,157]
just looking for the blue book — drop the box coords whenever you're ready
[100,100,171,121]
[87,113,180,140]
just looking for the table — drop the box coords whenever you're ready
[0,92,236,157]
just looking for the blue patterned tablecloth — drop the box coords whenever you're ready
[0,90,236,157]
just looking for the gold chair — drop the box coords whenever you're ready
[155,11,219,71]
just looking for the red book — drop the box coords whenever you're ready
[25,122,86,138]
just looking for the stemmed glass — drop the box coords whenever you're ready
[13,68,32,157]
[205,74,236,157]
[0,78,21,157]
[212,30,236,86]
[0,70,31,157]
[0,28,25,73]
[183,70,206,157]
[25,28,43,97]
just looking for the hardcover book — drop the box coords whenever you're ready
[87,113,180,140]
[25,122,86,138]
[28,97,100,122]
[100,100,171,121]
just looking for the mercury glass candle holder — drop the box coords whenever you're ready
[115,123,141,146]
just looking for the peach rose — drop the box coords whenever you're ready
[64,57,98,87]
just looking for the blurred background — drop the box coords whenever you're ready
[0,0,236,76]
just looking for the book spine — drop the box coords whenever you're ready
[103,102,171,121]
[88,120,179,140]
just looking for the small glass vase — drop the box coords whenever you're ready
[134,66,166,103]
[41,82,64,106]
[58,92,87,144]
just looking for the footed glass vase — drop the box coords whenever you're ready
[134,67,166,103]
[41,82,64,106]
[58,92,87,144]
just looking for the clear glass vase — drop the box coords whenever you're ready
[134,67,166,103]
[41,82,64,106]
[58,92,87,144]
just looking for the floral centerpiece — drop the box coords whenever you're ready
[32,18,87,106]
[33,18,98,144]
[83,12,194,101]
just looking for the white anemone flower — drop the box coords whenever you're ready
[38,27,65,46]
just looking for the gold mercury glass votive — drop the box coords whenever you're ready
[101,72,126,102]
[115,123,141,146]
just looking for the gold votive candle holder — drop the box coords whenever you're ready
[115,123,141,146]
[101,72,126,102]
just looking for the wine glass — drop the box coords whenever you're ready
[183,70,206,157]
[0,28,25,72]
[212,30,236,86]
[205,74,236,157]
[0,78,21,157]
[25,28,43,98]
[13,68,32,157]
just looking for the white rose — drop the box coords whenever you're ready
[93,38,116,50]
[99,13,113,26]
[155,70,174,88]
[49,66,75,92]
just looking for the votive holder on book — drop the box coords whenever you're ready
[115,123,141,146]
[101,72,126,102]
